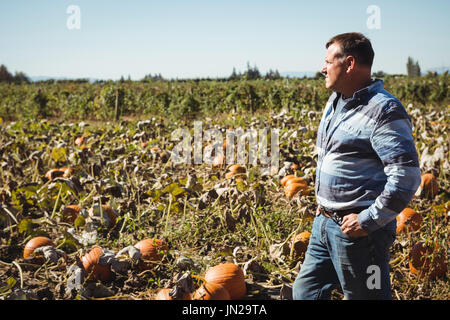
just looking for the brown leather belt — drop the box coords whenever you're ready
[318,205,368,225]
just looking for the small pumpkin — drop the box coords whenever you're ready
[280,175,295,187]
[419,173,439,199]
[396,208,422,234]
[74,136,87,146]
[409,242,447,279]
[228,164,246,175]
[81,246,112,282]
[212,155,225,168]
[204,263,246,300]
[192,281,230,300]
[291,231,311,261]
[134,238,168,262]
[154,288,192,300]
[225,164,246,179]
[45,167,72,181]
[62,204,81,223]
[284,177,307,188]
[88,204,118,228]
[23,236,55,259]
[284,183,308,198]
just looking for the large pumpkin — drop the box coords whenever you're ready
[419,173,439,199]
[204,263,246,300]
[409,242,447,279]
[284,183,308,198]
[23,236,55,259]
[135,238,168,263]
[396,208,422,234]
[280,175,295,187]
[192,282,230,300]
[284,177,307,188]
[81,246,112,282]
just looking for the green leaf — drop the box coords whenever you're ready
[0,277,17,294]
[236,179,248,192]
[57,238,78,253]
[51,147,67,163]
[74,215,86,228]
[162,182,185,197]
[18,219,33,235]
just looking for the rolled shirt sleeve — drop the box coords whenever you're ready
[357,101,422,233]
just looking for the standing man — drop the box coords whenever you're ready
[292,33,421,300]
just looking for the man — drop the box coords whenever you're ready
[292,32,421,300]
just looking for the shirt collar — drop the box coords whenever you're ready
[334,79,383,105]
[352,78,383,99]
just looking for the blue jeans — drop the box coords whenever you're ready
[292,214,396,300]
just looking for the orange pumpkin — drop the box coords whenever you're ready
[23,236,55,259]
[192,282,230,300]
[290,163,300,170]
[291,231,311,260]
[228,164,246,174]
[396,208,422,234]
[409,242,447,279]
[154,288,191,300]
[135,238,168,262]
[420,173,439,198]
[284,177,307,187]
[88,204,118,228]
[212,155,225,168]
[204,263,246,300]
[284,183,308,198]
[81,246,112,282]
[45,168,72,181]
[62,204,81,223]
[280,175,295,187]
[74,136,87,146]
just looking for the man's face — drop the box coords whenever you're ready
[321,43,346,91]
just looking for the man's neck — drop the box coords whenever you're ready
[341,78,373,100]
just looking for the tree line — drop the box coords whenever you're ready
[0,57,436,84]
[0,65,30,83]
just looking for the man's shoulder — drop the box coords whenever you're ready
[365,86,408,122]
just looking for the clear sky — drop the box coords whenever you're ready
[1,0,449,80]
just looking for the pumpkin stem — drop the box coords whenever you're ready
[191,274,207,284]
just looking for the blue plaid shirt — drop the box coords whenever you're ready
[315,79,421,233]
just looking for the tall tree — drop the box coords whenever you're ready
[415,61,421,77]
[407,57,421,77]
[0,64,14,82]
[13,71,30,84]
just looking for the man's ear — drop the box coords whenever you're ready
[345,56,356,73]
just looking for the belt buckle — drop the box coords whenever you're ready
[331,213,343,226]
[319,206,333,218]
[319,206,343,225]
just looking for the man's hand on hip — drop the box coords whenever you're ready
[340,214,368,238]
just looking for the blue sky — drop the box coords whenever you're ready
[1,0,449,80]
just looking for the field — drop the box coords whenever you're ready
[0,74,449,300]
